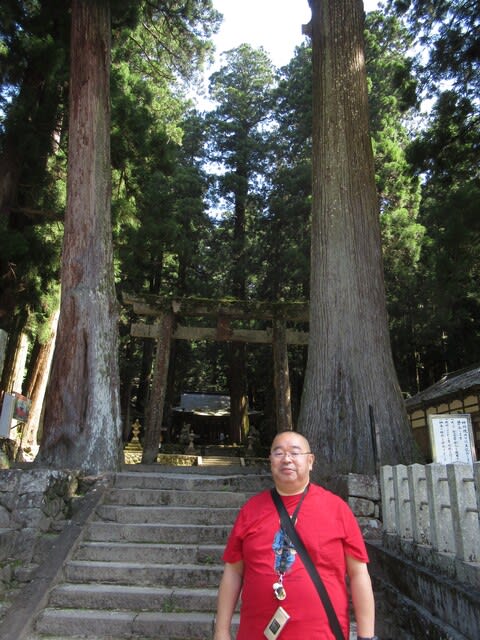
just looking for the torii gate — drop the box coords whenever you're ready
[124,294,309,463]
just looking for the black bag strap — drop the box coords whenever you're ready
[271,488,345,640]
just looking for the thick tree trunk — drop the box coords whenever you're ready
[37,0,122,473]
[299,0,421,477]
[0,329,29,395]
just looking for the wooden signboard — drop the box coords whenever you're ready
[13,394,31,421]
[428,413,477,464]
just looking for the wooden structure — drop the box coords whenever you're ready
[124,294,309,463]
[405,364,480,460]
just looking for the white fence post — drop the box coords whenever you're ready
[393,464,412,539]
[425,463,455,554]
[380,465,396,533]
[474,461,480,530]
[447,463,480,562]
[408,463,430,545]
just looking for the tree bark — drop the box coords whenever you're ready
[299,0,421,477]
[20,310,59,457]
[3,332,29,394]
[37,0,122,473]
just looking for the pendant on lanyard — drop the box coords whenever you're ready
[273,574,287,600]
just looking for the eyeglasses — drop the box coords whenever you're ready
[271,450,312,459]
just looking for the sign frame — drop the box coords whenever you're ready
[428,413,477,464]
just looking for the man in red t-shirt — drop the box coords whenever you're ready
[213,431,377,640]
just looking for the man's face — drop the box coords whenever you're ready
[270,431,314,495]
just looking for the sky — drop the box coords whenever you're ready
[210,0,381,68]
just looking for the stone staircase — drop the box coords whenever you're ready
[26,466,272,640]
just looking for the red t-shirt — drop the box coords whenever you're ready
[223,483,369,639]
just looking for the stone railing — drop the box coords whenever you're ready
[379,462,480,587]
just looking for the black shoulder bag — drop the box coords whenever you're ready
[271,487,346,640]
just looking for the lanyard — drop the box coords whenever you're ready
[272,483,310,600]
[285,482,310,525]
[271,485,346,640]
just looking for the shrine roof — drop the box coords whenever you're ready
[405,363,480,409]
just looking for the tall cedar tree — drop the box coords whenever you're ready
[299,0,420,476]
[37,0,122,473]
[207,45,275,443]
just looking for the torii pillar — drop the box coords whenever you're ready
[142,312,174,463]
[272,319,293,432]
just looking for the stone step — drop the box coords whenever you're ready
[113,470,271,492]
[75,541,224,564]
[95,504,240,525]
[199,456,244,466]
[23,468,267,640]
[48,583,219,612]
[63,560,224,588]
[35,608,240,639]
[85,521,230,544]
[106,486,252,507]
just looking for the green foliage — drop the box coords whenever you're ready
[207,44,276,174]
[205,44,277,298]
[393,0,479,101]
[111,0,221,86]
[271,44,312,167]
[389,0,480,389]
[0,0,69,342]
[0,216,62,339]
[259,43,312,302]
[405,91,480,385]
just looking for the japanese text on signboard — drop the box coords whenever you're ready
[428,414,476,464]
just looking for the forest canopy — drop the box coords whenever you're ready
[0,0,478,455]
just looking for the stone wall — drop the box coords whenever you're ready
[0,469,79,592]
[368,539,480,640]
[325,472,382,537]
